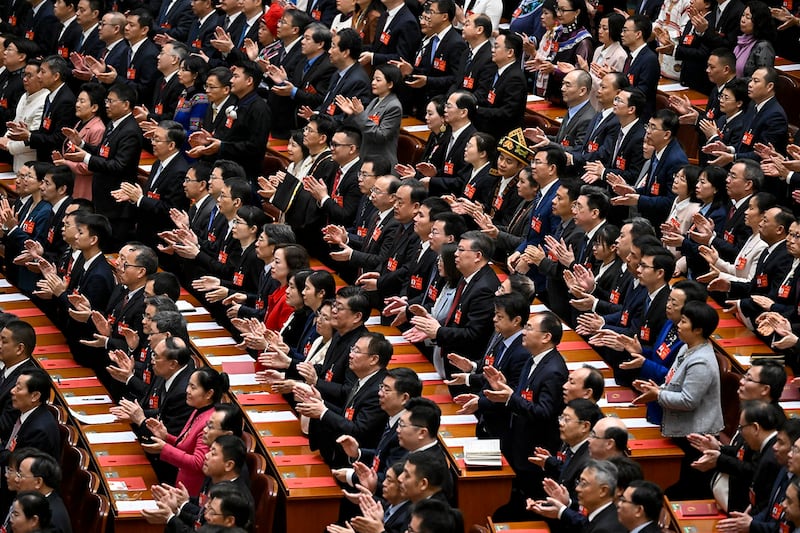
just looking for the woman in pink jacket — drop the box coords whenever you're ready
[143,367,230,495]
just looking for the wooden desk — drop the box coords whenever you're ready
[665,498,727,533]
[488,519,550,532]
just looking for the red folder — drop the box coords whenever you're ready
[33,325,60,334]
[262,436,309,447]
[425,394,453,404]
[58,377,102,389]
[274,454,325,466]
[391,353,428,363]
[606,389,636,403]
[676,502,724,517]
[717,318,744,328]
[107,477,147,490]
[13,308,44,317]
[40,359,81,369]
[717,337,767,347]
[34,344,70,355]
[629,438,675,450]
[222,361,255,375]
[236,393,286,405]
[558,340,591,350]
[284,477,338,489]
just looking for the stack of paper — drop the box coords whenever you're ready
[464,439,502,468]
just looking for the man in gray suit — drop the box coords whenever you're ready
[529,69,595,151]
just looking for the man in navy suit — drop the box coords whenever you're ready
[61,83,142,247]
[474,29,526,141]
[298,332,391,467]
[568,72,625,172]
[94,11,130,81]
[0,321,37,436]
[362,0,421,66]
[426,91,477,191]
[16,452,72,533]
[616,480,664,533]
[451,13,495,102]
[151,0,193,43]
[312,29,371,123]
[487,310,568,519]
[0,369,60,464]
[692,0,744,52]
[611,109,688,227]
[112,121,189,250]
[185,0,221,58]
[19,0,59,56]
[448,293,531,439]
[52,0,82,59]
[101,10,160,106]
[411,230,500,370]
[621,15,659,120]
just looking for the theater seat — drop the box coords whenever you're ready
[77,491,109,533]
[250,473,279,533]
[246,451,267,476]
[398,133,426,165]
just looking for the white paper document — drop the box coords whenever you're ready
[443,436,478,448]
[778,64,800,72]
[530,304,548,313]
[658,83,689,92]
[176,300,196,312]
[0,293,28,302]
[417,372,442,381]
[86,431,138,444]
[526,94,545,102]
[228,374,258,386]
[246,410,297,423]
[69,409,117,424]
[116,500,158,513]
[567,360,608,370]
[365,316,382,325]
[440,415,478,425]
[624,417,658,428]
[193,336,237,347]
[0,279,11,288]
[65,395,112,405]
[186,322,225,332]
[386,336,410,345]
[206,354,254,365]
[404,124,430,132]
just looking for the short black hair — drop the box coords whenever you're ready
[494,293,529,326]
[538,310,563,346]
[336,285,371,322]
[580,185,611,219]
[405,397,441,436]
[567,398,603,427]
[680,301,719,338]
[27,452,61,489]
[364,331,393,368]
[386,368,423,398]
[147,271,181,301]
[4,320,35,356]
[214,403,244,437]
[334,28,361,59]
[751,359,787,403]
[741,400,785,430]
[628,480,663,522]
[410,499,463,533]
[18,369,51,405]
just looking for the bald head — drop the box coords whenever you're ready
[589,417,629,460]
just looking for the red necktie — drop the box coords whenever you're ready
[445,279,466,324]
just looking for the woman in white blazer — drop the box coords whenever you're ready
[0,63,48,171]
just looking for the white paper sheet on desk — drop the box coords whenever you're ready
[86,431,138,444]
[0,293,27,302]
[117,500,158,513]
[0,279,11,288]
[567,360,608,370]
[386,335,410,345]
[441,414,478,425]
[658,83,689,92]
[604,378,617,387]
[175,300,196,312]
[365,316,382,325]
[186,321,225,332]
[247,410,297,423]
[443,436,478,448]
[778,64,800,72]
[404,124,430,132]
[193,336,237,347]
[417,371,442,381]
[527,94,545,102]
[206,354,254,365]
[65,394,112,405]
[781,401,800,409]
[624,417,657,428]
[530,304,548,313]
[0,172,16,179]
[139,165,152,173]
[69,409,117,424]
[228,374,258,386]
[734,355,751,367]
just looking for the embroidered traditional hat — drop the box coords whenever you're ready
[497,128,534,165]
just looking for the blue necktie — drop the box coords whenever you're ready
[430,35,440,63]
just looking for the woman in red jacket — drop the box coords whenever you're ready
[265,244,310,331]
[143,367,230,495]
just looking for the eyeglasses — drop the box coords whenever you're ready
[358,172,376,178]
[303,126,318,133]
[151,138,170,144]
[105,98,122,104]
[369,187,386,195]
[742,374,763,384]
[556,7,577,12]
[183,177,200,182]
[331,302,351,312]
[638,263,656,270]
[613,96,628,105]
[737,422,755,432]
[378,383,395,392]
[455,246,478,253]
[122,261,145,269]
[349,345,372,355]
[330,142,354,148]
[645,123,665,132]
[558,415,576,423]
[14,471,37,480]
[397,420,422,430]
[204,84,224,90]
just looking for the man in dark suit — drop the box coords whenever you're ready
[450,293,530,439]
[36,166,73,265]
[427,91,477,192]
[584,87,647,190]
[112,121,189,250]
[190,60,269,182]
[94,11,131,81]
[62,83,142,247]
[474,30,525,141]
[151,0,193,42]
[488,311,568,519]
[139,41,185,124]
[9,55,75,163]
[185,0,221,58]
[196,67,237,151]
[451,13,495,102]
[692,0,744,52]
[264,9,311,139]
[531,70,595,151]
[1,0,31,36]
[710,207,795,327]
[0,369,60,463]
[19,0,59,56]
[299,332,391,467]
[362,0,421,66]
[17,452,72,533]
[313,29,371,123]
[674,11,715,94]
[269,23,336,131]
[305,0,335,25]
[74,0,103,59]
[0,321,37,437]
[52,0,82,59]
[0,38,35,136]
[411,230,499,370]
[621,15,659,120]
[617,480,664,533]
[613,109,688,227]
[404,0,466,117]
[102,10,160,106]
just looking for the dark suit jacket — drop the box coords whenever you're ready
[217,90,269,179]
[306,0,336,26]
[369,6,422,65]
[603,120,646,186]
[54,18,83,59]
[291,53,337,115]
[358,419,404,481]
[29,83,76,162]
[450,41,495,103]
[710,197,752,262]
[86,114,143,223]
[474,63,526,140]
[544,440,590,500]
[518,179,561,250]
[399,244,438,304]
[503,349,568,499]
[585,502,628,533]
[41,196,71,265]
[0,404,60,464]
[636,139,689,225]
[137,155,190,248]
[23,0,59,55]
[373,223,421,300]
[152,0,193,41]
[571,110,619,168]
[412,26,466,101]
[148,74,183,123]
[736,98,789,164]
[624,46,660,118]
[730,241,793,301]
[383,501,411,533]
[428,124,477,189]
[554,100,595,149]
[675,16,714,94]
[104,285,146,354]
[116,38,160,105]
[187,12,222,58]
[603,282,648,336]
[350,213,401,272]
[311,369,389,466]
[474,333,529,439]
[187,195,217,242]
[698,0,744,52]
[76,25,104,58]
[100,40,131,85]
[310,325,369,406]
[46,491,72,533]
[434,264,500,366]
[138,364,194,437]
[267,39,304,138]
[317,64,372,122]
[0,359,36,436]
